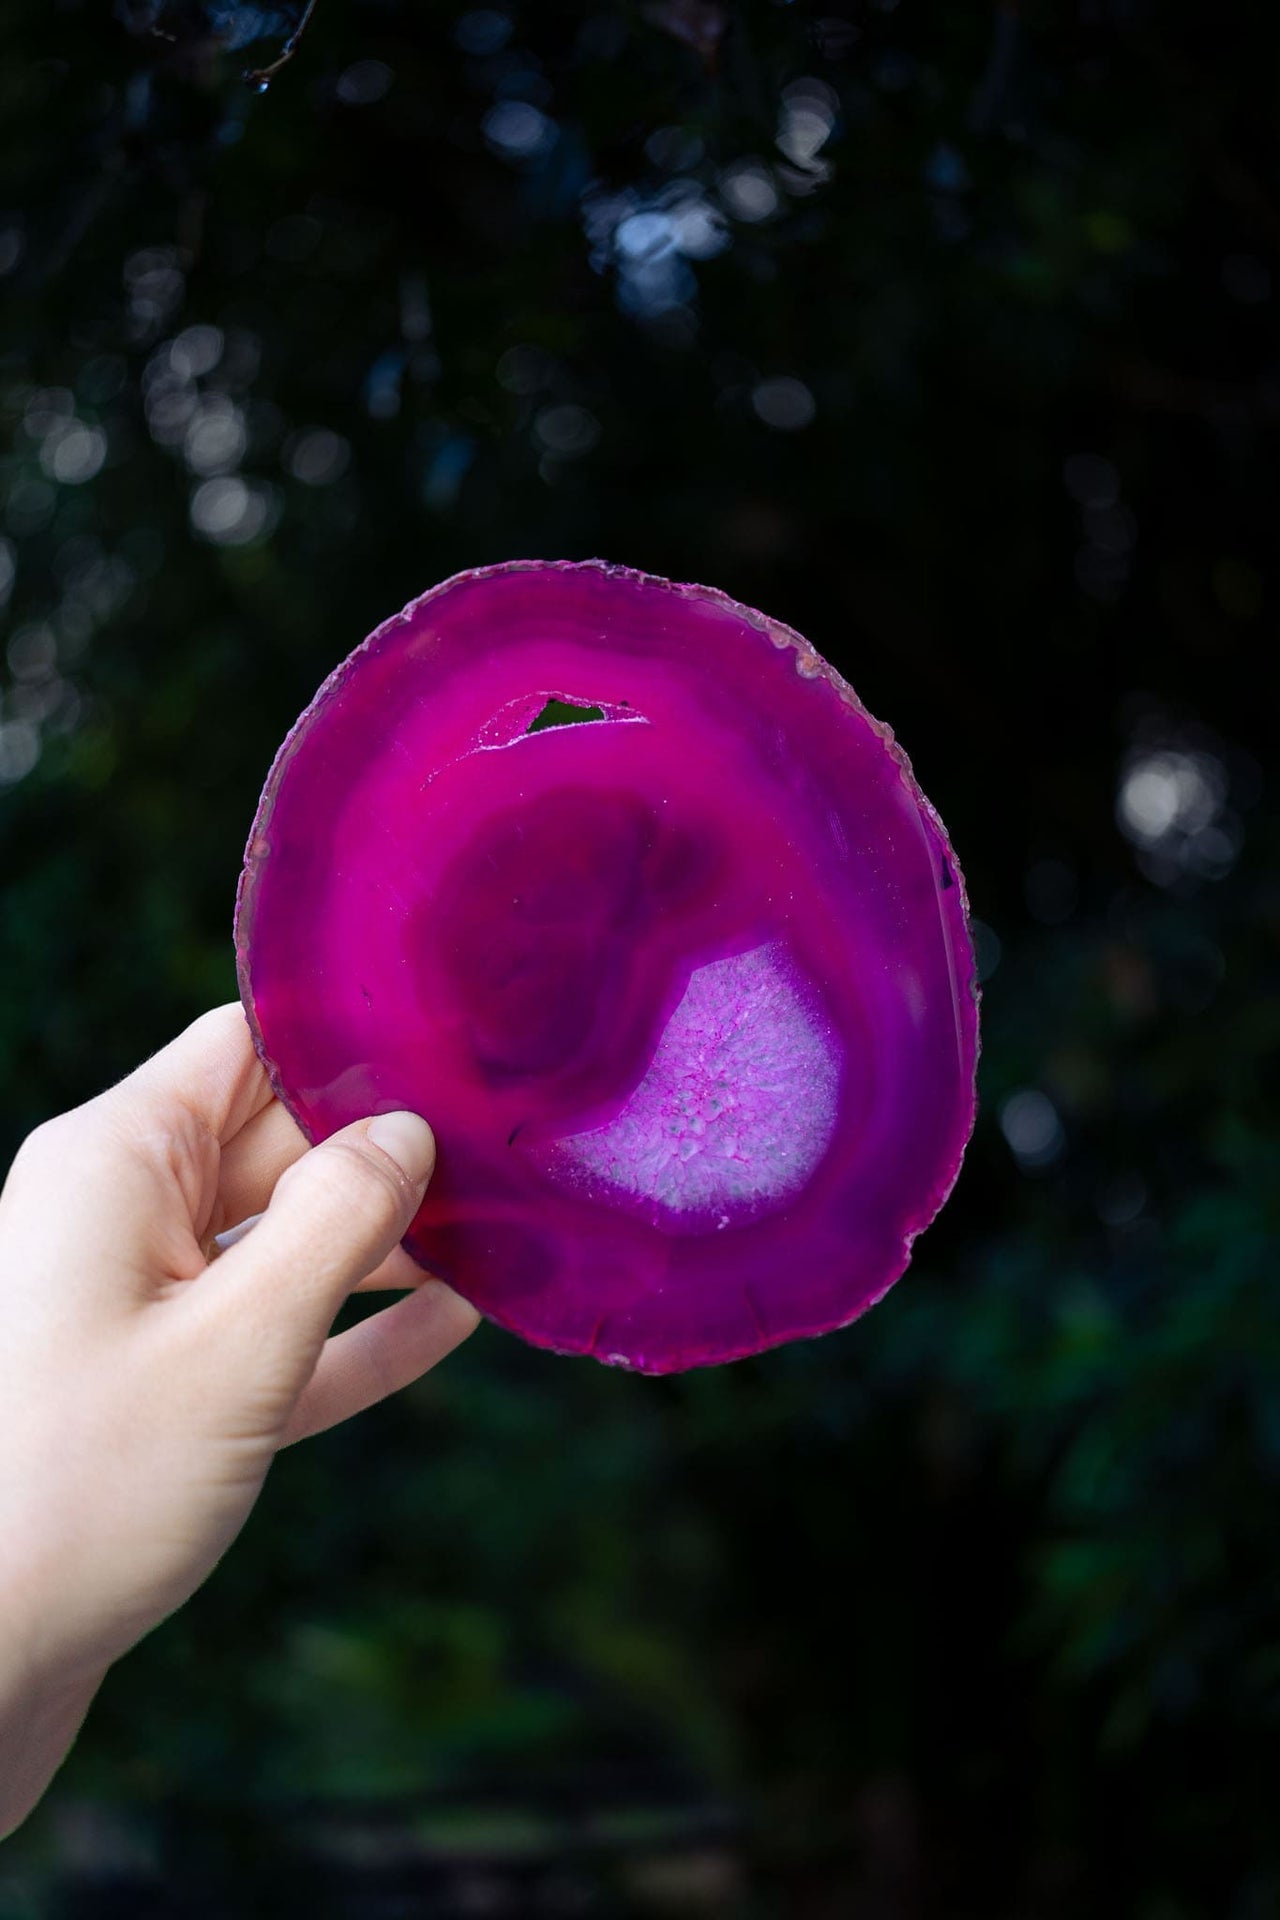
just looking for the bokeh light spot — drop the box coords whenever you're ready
[752,376,815,430]
[183,399,247,477]
[1000,1090,1065,1169]
[533,404,600,458]
[0,719,40,785]
[455,8,513,55]
[189,476,277,546]
[284,427,351,486]
[719,160,779,223]
[169,325,223,380]
[483,100,556,160]
[336,60,393,106]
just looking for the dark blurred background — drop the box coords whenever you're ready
[1,1,1278,1914]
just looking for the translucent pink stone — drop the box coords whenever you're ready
[235,561,979,1371]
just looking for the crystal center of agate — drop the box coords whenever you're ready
[235,560,979,1373]
[540,944,840,1229]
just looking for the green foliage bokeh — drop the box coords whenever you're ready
[1,2,1278,1913]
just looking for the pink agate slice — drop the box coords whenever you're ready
[235,560,978,1372]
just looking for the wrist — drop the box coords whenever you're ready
[0,1431,151,1681]
[0,1577,107,1839]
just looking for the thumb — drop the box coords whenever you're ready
[212,1110,436,1351]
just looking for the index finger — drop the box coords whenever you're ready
[106,1003,275,1146]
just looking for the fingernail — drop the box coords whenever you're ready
[366,1110,435,1188]
[212,1211,263,1255]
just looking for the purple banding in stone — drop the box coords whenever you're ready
[235,560,979,1372]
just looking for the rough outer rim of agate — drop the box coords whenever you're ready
[234,558,980,1371]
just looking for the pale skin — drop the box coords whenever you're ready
[0,1004,479,1838]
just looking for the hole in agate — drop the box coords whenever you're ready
[527,696,608,733]
[466,692,645,754]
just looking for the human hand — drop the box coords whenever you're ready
[0,1004,478,1835]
